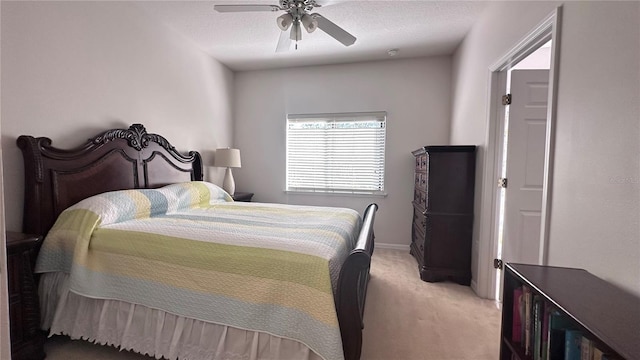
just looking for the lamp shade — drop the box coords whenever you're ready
[215,148,241,168]
[277,13,293,31]
[301,14,317,33]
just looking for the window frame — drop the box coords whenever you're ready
[285,111,387,196]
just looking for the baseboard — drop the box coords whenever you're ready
[471,279,479,294]
[375,243,409,251]
[470,279,496,300]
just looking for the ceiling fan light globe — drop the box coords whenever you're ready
[277,13,293,31]
[301,14,318,33]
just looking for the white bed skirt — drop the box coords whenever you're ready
[40,272,324,360]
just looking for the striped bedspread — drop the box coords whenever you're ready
[35,181,362,360]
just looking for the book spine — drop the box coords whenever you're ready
[592,346,604,360]
[534,297,541,360]
[580,336,593,360]
[565,330,582,360]
[548,328,566,360]
[520,287,527,348]
[524,286,532,356]
[541,303,550,360]
[513,288,523,343]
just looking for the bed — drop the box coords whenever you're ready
[17,124,377,360]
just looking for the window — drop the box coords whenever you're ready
[286,112,386,195]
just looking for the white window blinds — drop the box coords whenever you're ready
[286,112,386,195]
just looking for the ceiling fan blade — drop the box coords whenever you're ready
[214,5,281,12]
[313,14,356,46]
[276,30,292,52]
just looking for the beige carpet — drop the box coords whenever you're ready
[360,250,501,360]
[44,249,501,360]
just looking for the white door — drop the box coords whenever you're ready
[501,69,550,266]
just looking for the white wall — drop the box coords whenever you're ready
[1,1,235,231]
[233,58,452,248]
[546,2,639,295]
[451,1,640,297]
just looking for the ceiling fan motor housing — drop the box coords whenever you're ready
[278,0,319,36]
[279,0,319,13]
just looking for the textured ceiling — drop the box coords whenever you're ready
[134,1,488,71]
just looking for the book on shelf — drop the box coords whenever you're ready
[547,310,577,360]
[592,347,603,360]
[592,347,615,360]
[581,336,593,360]
[593,347,619,360]
[565,329,582,360]
[543,310,615,360]
[547,327,565,360]
[524,286,532,356]
[541,303,550,360]
[533,296,543,360]
[512,287,523,343]
[516,286,551,360]
[532,295,551,360]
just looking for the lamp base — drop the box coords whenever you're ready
[223,167,235,196]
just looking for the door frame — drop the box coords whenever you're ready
[476,6,562,300]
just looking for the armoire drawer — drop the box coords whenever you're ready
[412,207,427,233]
[413,188,426,208]
[412,224,425,255]
[415,153,427,171]
[414,172,427,191]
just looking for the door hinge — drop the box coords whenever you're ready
[498,178,508,188]
[502,94,512,105]
[494,259,503,270]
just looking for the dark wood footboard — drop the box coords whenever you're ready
[337,203,378,360]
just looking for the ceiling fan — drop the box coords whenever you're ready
[214,0,356,52]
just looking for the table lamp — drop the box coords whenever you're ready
[214,148,241,195]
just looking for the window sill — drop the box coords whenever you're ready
[284,190,387,198]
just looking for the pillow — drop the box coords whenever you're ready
[64,181,233,227]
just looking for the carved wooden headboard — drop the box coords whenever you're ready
[17,124,203,236]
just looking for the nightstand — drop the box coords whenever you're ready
[232,192,254,202]
[6,231,46,360]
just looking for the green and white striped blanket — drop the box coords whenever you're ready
[35,181,362,360]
